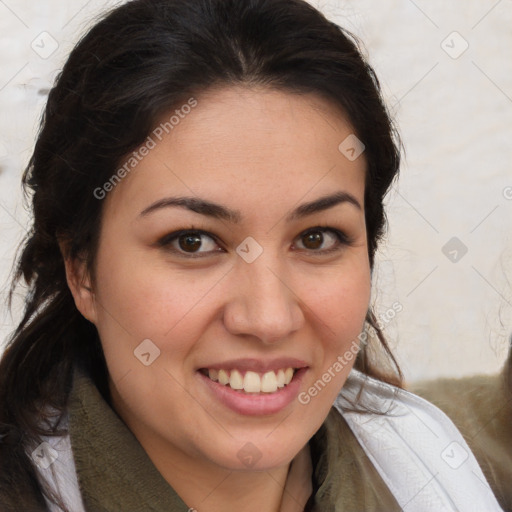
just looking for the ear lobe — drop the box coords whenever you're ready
[60,245,97,324]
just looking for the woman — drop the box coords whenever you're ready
[0,0,503,510]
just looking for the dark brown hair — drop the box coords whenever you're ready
[0,0,401,508]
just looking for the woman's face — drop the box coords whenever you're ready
[75,87,370,473]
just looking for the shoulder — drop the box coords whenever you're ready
[412,371,512,510]
[331,370,504,512]
[411,372,511,437]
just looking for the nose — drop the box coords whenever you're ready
[223,259,305,344]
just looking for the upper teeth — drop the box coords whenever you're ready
[207,368,295,393]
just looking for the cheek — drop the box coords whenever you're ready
[305,262,371,380]
[94,247,215,332]
[91,246,229,379]
[308,261,371,334]
[293,263,370,435]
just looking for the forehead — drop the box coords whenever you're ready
[104,86,366,217]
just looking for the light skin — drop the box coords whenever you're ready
[65,86,370,511]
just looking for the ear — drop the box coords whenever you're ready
[59,242,97,324]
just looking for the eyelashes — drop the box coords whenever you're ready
[293,227,351,253]
[157,229,223,257]
[157,226,352,259]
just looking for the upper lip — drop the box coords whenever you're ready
[198,358,308,374]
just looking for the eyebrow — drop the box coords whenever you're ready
[139,191,361,222]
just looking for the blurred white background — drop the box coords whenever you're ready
[1,0,511,382]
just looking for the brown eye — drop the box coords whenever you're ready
[294,228,346,253]
[178,233,202,252]
[302,231,324,249]
[159,230,221,256]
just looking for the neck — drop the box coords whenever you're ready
[130,423,312,512]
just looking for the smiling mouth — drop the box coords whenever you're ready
[199,367,297,394]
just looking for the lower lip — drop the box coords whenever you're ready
[198,368,307,416]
